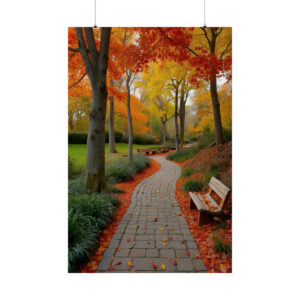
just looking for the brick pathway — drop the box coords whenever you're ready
[96,156,207,273]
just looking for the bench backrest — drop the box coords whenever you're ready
[208,176,230,208]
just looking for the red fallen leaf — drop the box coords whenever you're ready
[223,209,230,215]
[147,241,150,244]
[176,213,182,216]
[213,217,221,221]
[144,228,148,230]
[169,236,173,240]
[115,247,120,251]
[154,218,158,222]
[108,266,114,271]
[126,238,131,242]
[185,251,190,256]
[170,228,174,231]
[194,255,200,259]
[172,260,177,266]
[152,264,158,269]
[180,241,184,245]
[115,261,122,265]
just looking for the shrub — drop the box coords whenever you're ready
[68,192,119,272]
[68,133,88,144]
[126,134,159,145]
[223,128,232,142]
[68,156,82,178]
[69,131,123,144]
[106,154,150,184]
[181,168,195,178]
[68,174,88,196]
[114,131,123,143]
[166,144,201,162]
[106,159,136,183]
[202,163,220,185]
[181,179,203,192]
[214,235,232,257]
[132,153,150,173]
[68,208,99,273]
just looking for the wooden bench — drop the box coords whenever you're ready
[137,148,157,155]
[189,176,230,225]
[137,147,169,155]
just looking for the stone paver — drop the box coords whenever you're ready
[96,156,207,273]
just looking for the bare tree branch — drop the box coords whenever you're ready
[75,27,94,80]
[68,47,80,52]
[68,72,87,89]
[84,27,98,67]
[219,40,232,59]
[158,27,200,57]
[200,27,211,48]
[215,27,223,37]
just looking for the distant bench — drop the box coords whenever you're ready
[136,147,169,155]
[189,176,231,225]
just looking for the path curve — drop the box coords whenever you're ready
[97,156,207,272]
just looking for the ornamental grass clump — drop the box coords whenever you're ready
[181,179,203,192]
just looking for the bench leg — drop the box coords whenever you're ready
[198,211,213,226]
[190,198,197,210]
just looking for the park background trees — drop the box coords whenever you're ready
[68,27,232,192]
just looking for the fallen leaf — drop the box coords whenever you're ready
[185,251,190,256]
[180,241,185,245]
[126,237,131,242]
[160,264,166,270]
[115,247,120,252]
[128,261,133,266]
[152,264,158,269]
[194,255,200,259]
[170,228,174,231]
[115,261,122,265]
[108,265,114,271]
[172,260,177,266]
[160,227,164,231]
[169,236,173,240]
[162,243,167,246]
[223,209,230,215]
[168,257,172,261]
[162,238,167,242]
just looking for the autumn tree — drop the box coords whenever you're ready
[68,27,111,192]
[134,27,232,145]
[139,66,174,146]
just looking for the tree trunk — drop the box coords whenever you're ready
[84,27,111,192]
[174,86,180,152]
[161,116,167,146]
[210,74,224,145]
[179,91,185,149]
[209,28,224,145]
[85,86,108,192]
[126,69,133,160]
[108,95,117,153]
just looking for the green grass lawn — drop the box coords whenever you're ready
[68,143,157,169]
